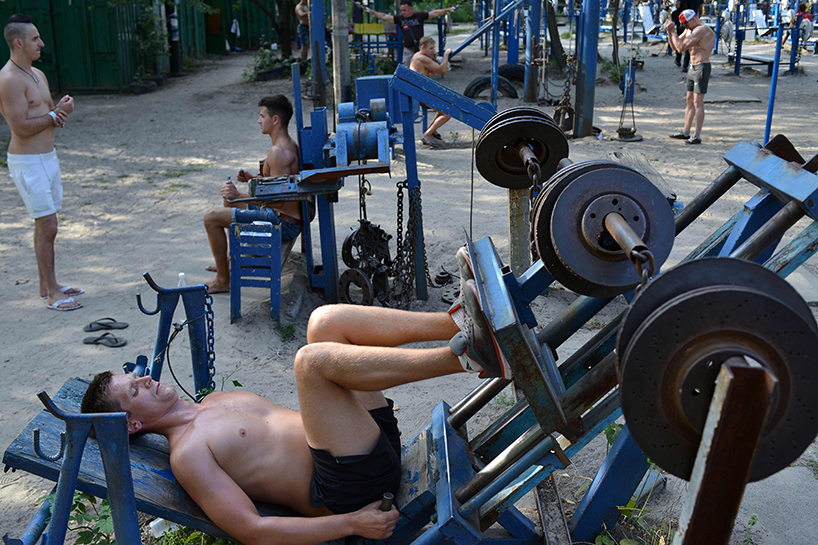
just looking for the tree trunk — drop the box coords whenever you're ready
[611,0,620,71]
[277,0,295,58]
[545,1,566,70]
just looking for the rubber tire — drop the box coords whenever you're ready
[463,75,518,99]
[498,63,526,85]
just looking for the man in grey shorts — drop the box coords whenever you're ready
[0,14,82,311]
[665,9,715,145]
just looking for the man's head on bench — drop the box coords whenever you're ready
[257,94,293,135]
[82,371,179,435]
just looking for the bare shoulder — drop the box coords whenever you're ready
[0,68,25,97]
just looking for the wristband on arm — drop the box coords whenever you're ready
[48,111,58,122]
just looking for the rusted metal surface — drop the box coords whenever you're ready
[476,115,568,189]
[535,161,674,297]
[618,268,818,481]
[675,360,776,545]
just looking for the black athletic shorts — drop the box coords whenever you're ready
[309,398,402,514]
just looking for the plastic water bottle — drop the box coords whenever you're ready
[177,272,187,287]
[149,518,178,538]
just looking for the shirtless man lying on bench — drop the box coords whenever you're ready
[81,255,513,545]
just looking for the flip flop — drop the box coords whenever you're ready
[83,317,130,332]
[432,131,443,140]
[83,332,127,348]
[420,137,444,149]
[41,286,85,299]
[46,297,83,311]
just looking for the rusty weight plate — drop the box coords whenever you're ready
[619,284,818,482]
[537,163,675,297]
[532,161,618,292]
[479,106,559,135]
[616,258,818,374]
[475,116,569,189]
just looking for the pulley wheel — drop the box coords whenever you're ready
[617,258,818,374]
[339,268,374,306]
[475,115,569,189]
[534,162,674,297]
[619,284,818,482]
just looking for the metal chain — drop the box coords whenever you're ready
[409,183,435,287]
[358,175,371,221]
[630,249,656,295]
[204,292,216,394]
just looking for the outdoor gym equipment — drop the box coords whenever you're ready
[5,103,818,545]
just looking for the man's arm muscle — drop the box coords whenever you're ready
[0,77,57,138]
[171,445,389,545]
[675,26,705,52]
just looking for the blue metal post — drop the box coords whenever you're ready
[575,0,600,137]
[180,287,212,397]
[789,14,801,73]
[570,426,650,543]
[491,0,501,108]
[310,0,328,104]
[524,0,542,102]
[764,21,785,143]
[623,0,630,43]
[507,8,520,63]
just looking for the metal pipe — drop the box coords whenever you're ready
[604,212,647,256]
[448,378,512,429]
[8,490,53,545]
[672,166,743,235]
[450,0,526,58]
[730,200,805,261]
[764,21,785,144]
[574,0,600,137]
[458,434,558,518]
[523,0,542,102]
[455,424,546,503]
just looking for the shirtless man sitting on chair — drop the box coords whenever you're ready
[82,253,513,545]
[409,36,452,148]
[204,95,302,293]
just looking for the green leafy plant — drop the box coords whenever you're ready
[38,491,115,545]
[493,391,515,407]
[159,525,232,544]
[603,422,624,453]
[281,323,297,341]
[743,514,759,545]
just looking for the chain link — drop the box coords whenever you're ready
[630,249,656,295]
[204,292,216,394]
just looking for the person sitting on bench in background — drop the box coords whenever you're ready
[81,253,513,545]
[409,36,453,149]
[204,95,302,294]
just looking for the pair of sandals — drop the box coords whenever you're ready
[421,132,445,149]
[82,318,129,348]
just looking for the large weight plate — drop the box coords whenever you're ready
[476,116,569,189]
[616,258,818,373]
[479,106,559,137]
[549,166,674,297]
[532,161,617,292]
[619,284,818,481]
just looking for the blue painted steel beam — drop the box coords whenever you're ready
[391,65,496,130]
[569,426,650,543]
[718,191,784,262]
[523,0,541,102]
[723,142,818,220]
[575,0,600,137]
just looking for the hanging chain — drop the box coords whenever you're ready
[630,249,656,295]
[358,175,371,221]
[409,183,435,288]
[204,291,216,394]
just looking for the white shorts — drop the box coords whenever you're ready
[7,149,62,219]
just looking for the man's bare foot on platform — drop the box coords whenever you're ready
[205,278,230,293]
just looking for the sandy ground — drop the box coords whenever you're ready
[1,25,817,544]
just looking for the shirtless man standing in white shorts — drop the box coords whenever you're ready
[0,14,80,310]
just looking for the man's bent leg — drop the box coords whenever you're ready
[203,207,234,293]
[424,113,452,141]
[307,304,459,346]
[295,342,462,454]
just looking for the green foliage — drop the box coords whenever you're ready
[159,525,232,544]
[242,42,307,81]
[0,137,8,167]
[133,2,169,78]
[281,323,297,341]
[603,422,624,453]
[39,491,115,545]
[601,58,623,82]
[743,514,759,545]
[197,362,243,399]
[493,391,515,407]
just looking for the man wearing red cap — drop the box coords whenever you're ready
[665,8,715,145]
